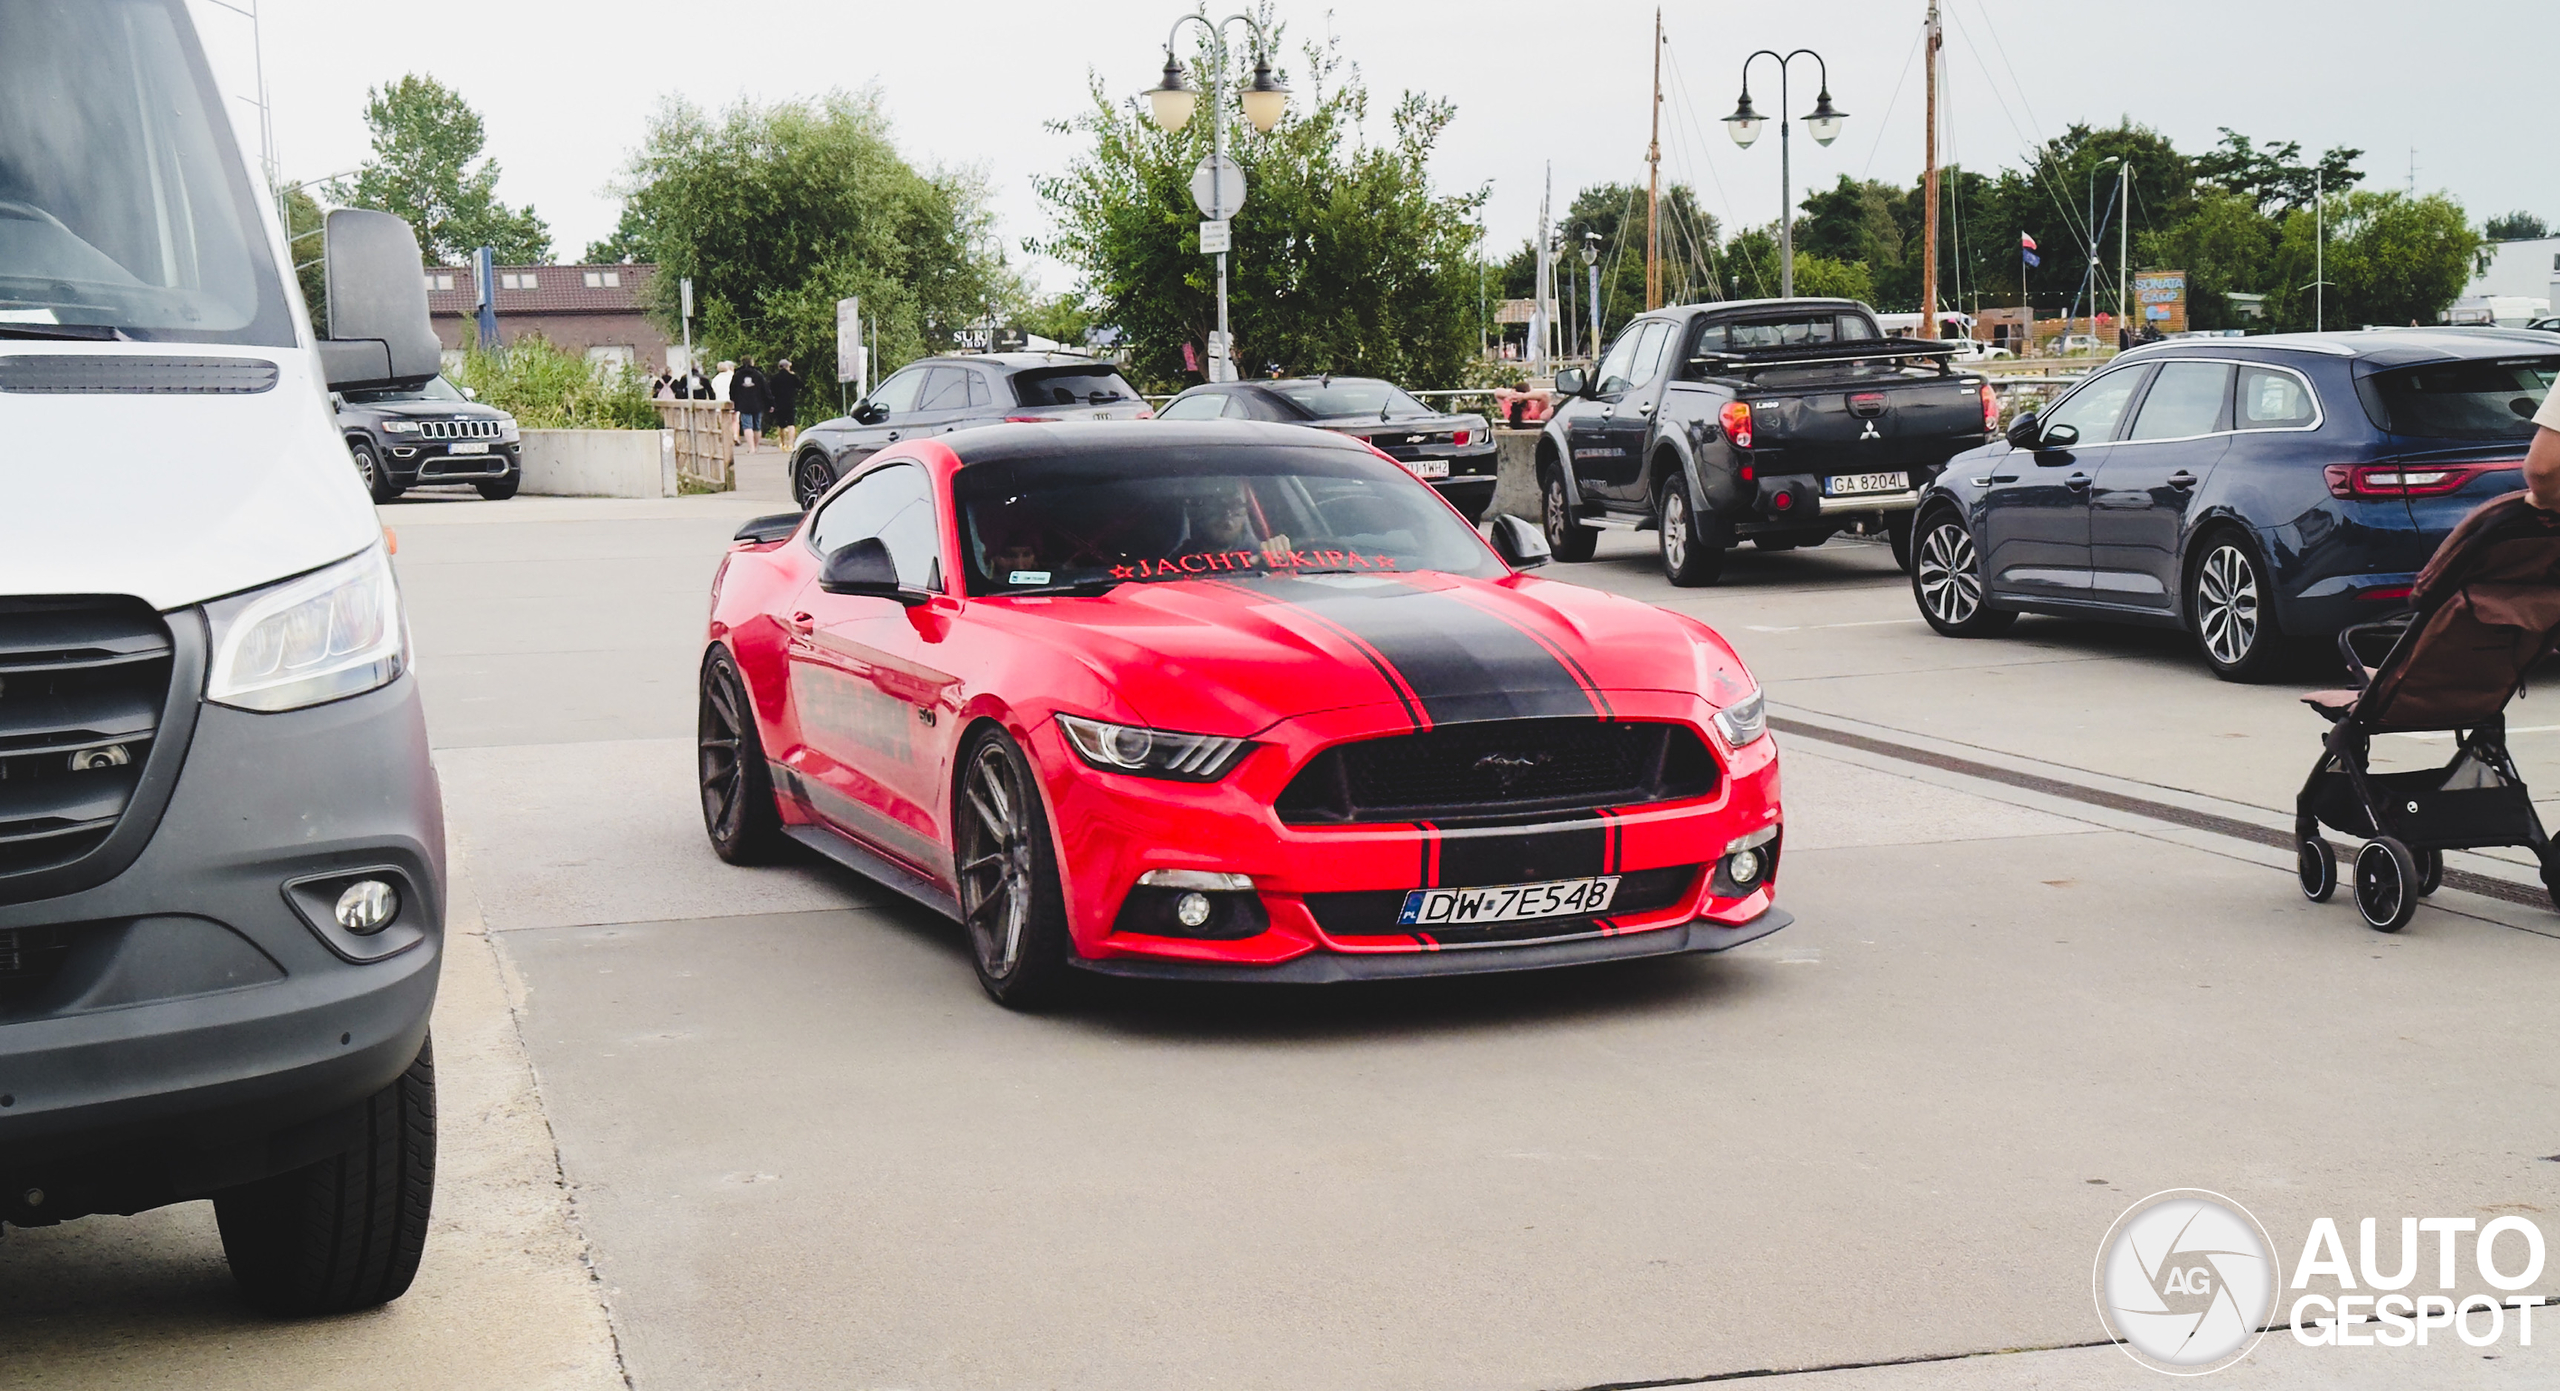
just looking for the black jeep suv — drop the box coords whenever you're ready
[337,374,521,503]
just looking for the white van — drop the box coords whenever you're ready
[0,0,446,1314]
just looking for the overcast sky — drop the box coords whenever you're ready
[193,0,2560,291]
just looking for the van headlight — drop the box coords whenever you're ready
[1711,687,1767,747]
[205,545,409,712]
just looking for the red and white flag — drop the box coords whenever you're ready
[2019,231,2038,251]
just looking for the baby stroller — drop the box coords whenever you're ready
[2297,492,2560,931]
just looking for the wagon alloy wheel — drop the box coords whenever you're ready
[1911,513,2014,638]
[2188,538,2287,681]
[2354,836,2419,933]
[952,729,1074,1009]
[697,651,786,863]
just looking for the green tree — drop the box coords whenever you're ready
[1721,227,1875,306]
[283,185,328,335]
[2269,191,2480,330]
[1034,34,1486,389]
[608,90,1008,419]
[2485,210,2550,242]
[2134,188,2277,330]
[337,75,550,265]
[2192,127,2362,216]
[582,202,656,265]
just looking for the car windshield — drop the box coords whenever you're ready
[343,375,467,405]
[0,0,293,345]
[1011,366,1140,407]
[2360,357,2557,440]
[1268,379,1433,419]
[952,447,1505,595]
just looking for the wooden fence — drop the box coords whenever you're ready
[653,401,735,491]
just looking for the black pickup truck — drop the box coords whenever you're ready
[1538,298,2001,584]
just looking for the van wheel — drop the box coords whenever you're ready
[2187,532,2286,682]
[1658,477,1726,586]
[1539,466,1597,562]
[214,1034,435,1316]
[1912,509,2016,637]
[351,441,401,504]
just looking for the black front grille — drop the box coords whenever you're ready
[1305,864,1703,943]
[416,418,503,440]
[1276,718,1719,824]
[0,599,173,884]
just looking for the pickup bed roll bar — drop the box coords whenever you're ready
[1687,337,1959,377]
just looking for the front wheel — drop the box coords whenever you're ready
[792,453,838,511]
[1911,511,2016,638]
[351,440,402,504]
[2188,534,2286,682]
[213,1035,435,1315]
[475,468,520,501]
[954,728,1076,1010]
[2354,837,2419,932]
[699,649,789,864]
[1658,477,1726,587]
[1540,467,1598,562]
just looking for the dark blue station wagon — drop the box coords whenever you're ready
[1907,330,2558,679]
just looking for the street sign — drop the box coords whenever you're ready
[1198,219,1231,255]
[679,277,693,320]
[1189,153,1246,219]
[835,296,862,384]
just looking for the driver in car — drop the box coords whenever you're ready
[1186,481,1294,565]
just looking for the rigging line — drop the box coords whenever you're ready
[1862,24,1924,180]
[1944,4,2093,255]
[1655,70,1722,302]
[1662,40,1749,262]
[1941,42,1966,315]
[1661,39,1751,299]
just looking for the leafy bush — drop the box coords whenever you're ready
[451,336,659,429]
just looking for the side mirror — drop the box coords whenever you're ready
[1552,367,1587,398]
[817,537,927,605]
[2039,422,2080,449]
[315,209,443,391]
[2003,410,2042,449]
[460,385,479,401]
[1488,513,1552,569]
[853,400,889,425]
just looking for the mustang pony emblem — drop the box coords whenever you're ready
[1473,750,1552,791]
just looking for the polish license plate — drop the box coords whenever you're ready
[449,441,488,455]
[1824,470,1907,496]
[1411,457,1451,479]
[1398,874,1620,926]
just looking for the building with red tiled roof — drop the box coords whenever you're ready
[425,263,675,376]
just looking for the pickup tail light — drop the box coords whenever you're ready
[2323,462,2513,499]
[1979,381,2000,432]
[1719,400,1754,449]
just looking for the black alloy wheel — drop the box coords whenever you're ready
[953,728,1074,1009]
[2188,534,2286,682]
[352,440,401,504]
[698,650,788,864]
[1911,511,2016,638]
[792,453,837,511]
[2298,837,2336,902]
[1540,467,1597,562]
[2354,837,2419,932]
[1658,475,1725,587]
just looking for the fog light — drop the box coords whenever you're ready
[334,879,399,934]
[1726,848,1763,886]
[1174,892,1213,928]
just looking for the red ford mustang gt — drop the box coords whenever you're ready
[699,420,1786,1007]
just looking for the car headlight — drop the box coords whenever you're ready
[499,419,519,442]
[205,545,409,712]
[1057,714,1251,781]
[379,419,419,433]
[1711,687,1767,747]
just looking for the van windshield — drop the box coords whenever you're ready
[0,0,293,346]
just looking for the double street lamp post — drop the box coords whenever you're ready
[1722,50,1846,300]
[1143,13,1289,383]
[1582,231,1602,359]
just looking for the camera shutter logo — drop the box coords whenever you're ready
[2094,1190,2279,1374]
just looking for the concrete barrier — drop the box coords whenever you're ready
[1487,427,1545,525]
[519,429,677,499]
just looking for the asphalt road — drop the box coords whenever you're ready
[10,465,2558,1389]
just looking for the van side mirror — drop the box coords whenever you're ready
[853,400,889,425]
[2003,410,2042,449]
[1552,367,1587,398]
[818,537,927,605]
[1488,513,1552,569]
[315,209,443,391]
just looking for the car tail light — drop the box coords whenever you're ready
[1452,429,1470,446]
[1979,380,2000,431]
[1719,400,1753,449]
[1002,415,1057,423]
[2323,462,2512,499]
[2358,584,2414,602]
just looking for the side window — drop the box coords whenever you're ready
[2236,365,2318,429]
[2040,366,2147,445]
[1158,393,1226,420]
[2128,361,2234,441]
[915,367,971,413]
[965,371,992,408]
[1630,320,1679,386]
[867,367,927,417]
[809,464,942,591]
[1592,325,1651,396]
[1223,393,1260,419]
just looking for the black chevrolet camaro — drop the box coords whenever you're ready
[1158,377,1499,523]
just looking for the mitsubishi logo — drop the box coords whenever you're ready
[1859,420,1881,440]
[1474,750,1552,792]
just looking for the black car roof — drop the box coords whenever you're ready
[941,419,1370,468]
[2117,329,2560,371]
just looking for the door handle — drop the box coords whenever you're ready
[1989,474,2019,483]
[2064,472,2092,491]
[1599,406,1614,417]
[1634,402,1654,415]
[2168,470,2198,489]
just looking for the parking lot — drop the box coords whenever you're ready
[7,473,2557,1389]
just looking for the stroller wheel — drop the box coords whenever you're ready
[2354,838,2420,933]
[2416,848,2443,897]
[2297,838,2336,902]
[2539,846,2560,913]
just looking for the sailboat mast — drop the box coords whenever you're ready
[1920,0,1941,338]
[1647,7,1663,310]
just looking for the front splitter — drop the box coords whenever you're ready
[1068,907,1792,984]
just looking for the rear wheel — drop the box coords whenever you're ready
[2354,837,2419,932]
[2417,847,2443,897]
[2188,533,2287,682]
[699,649,789,864]
[954,728,1076,1010]
[1658,476,1726,587]
[213,1035,434,1316]
[1912,510,2016,638]
[1540,466,1597,562]
[2298,838,2336,902]
[792,453,838,511]
[351,441,402,504]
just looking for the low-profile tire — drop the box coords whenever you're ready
[475,469,520,501]
[351,440,402,504]
[1911,509,2017,638]
[214,1034,435,1316]
[953,727,1077,1010]
[2187,531,2288,683]
[699,648,790,864]
[1539,465,1598,562]
[1658,475,1727,587]
[2416,847,2443,897]
[1886,511,1915,573]
[792,452,838,511]
[2354,837,2419,932]
[2299,838,2337,903]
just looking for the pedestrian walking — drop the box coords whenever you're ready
[683,363,715,400]
[650,367,675,401]
[731,356,770,453]
[768,358,801,451]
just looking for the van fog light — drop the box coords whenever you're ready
[334,880,400,934]
[67,744,130,771]
[1175,892,1214,928]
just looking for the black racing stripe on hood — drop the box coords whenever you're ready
[1247,577,1599,724]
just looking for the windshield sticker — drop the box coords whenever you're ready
[1008,570,1051,585]
[1109,549,1404,580]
